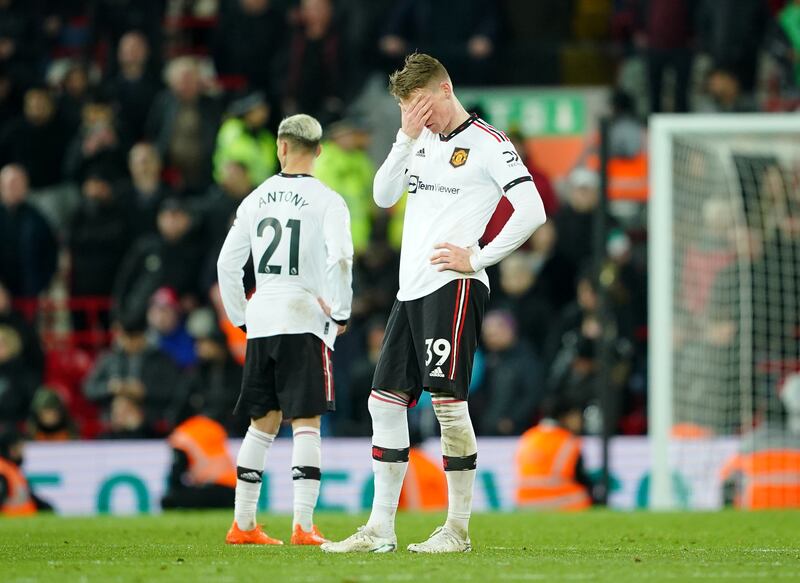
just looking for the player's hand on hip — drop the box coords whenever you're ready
[400,94,432,140]
[335,324,347,336]
[318,297,346,335]
[431,242,475,273]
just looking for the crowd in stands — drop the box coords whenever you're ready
[0,0,799,442]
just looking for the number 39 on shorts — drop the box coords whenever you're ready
[424,338,452,366]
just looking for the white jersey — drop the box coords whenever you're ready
[217,172,353,349]
[373,114,546,301]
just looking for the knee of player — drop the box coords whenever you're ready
[432,400,469,427]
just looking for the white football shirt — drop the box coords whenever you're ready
[217,172,353,349]
[373,114,546,301]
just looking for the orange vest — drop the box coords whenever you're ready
[399,448,448,511]
[720,450,800,509]
[0,457,37,516]
[515,423,591,511]
[585,150,649,202]
[168,416,237,488]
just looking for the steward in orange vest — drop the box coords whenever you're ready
[161,415,237,509]
[721,379,800,509]
[515,400,592,510]
[398,446,448,511]
[0,428,50,516]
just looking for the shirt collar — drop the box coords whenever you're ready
[278,172,313,178]
[439,113,477,142]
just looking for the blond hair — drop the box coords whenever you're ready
[388,53,449,100]
[277,114,323,150]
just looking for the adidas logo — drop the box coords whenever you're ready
[416,148,426,157]
[429,367,445,378]
[238,471,262,483]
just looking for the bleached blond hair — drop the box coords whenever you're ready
[277,114,323,150]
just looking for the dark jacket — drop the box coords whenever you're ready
[113,231,206,321]
[69,197,133,296]
[478,341,544,435]
[0,202,58,297]
[0,117,70,188]
[0,358,38,425]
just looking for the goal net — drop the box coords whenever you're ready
[648,115,800,509]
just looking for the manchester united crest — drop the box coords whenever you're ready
[449,147,470,168]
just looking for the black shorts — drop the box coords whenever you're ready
[235,333,335,420]
[372,279,488,404]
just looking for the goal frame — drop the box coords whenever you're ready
[648,114,800,509]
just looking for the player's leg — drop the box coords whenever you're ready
[289,415,327,545]
[275,334,336,545]
[322,301,418,553]
[408,279,487,554]
[226,338,283,545]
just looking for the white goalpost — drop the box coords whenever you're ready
[648,114,800,509]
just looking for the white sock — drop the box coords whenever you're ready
[234,426,275,531]
[432,396,477,538]
[292,425,322,531]
[365,390,410,538]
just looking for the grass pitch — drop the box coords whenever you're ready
[2,510,800,582]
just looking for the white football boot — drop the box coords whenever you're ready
[320,525,397,553]
[407,526,472,554]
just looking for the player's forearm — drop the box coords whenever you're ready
[373,129,415,208]
[325,256,354,323]
[470,182,545,272]
[216,264,247,326]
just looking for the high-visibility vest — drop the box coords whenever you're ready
[399,448,448,511]
[515,422,591,511]
[0,457,37,517]
[168,416,237,488]
[720,450,800,509]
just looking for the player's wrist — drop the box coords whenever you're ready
[469,252,483,273]
[396,128,417,144]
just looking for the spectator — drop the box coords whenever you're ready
[475,310,544,436]
[608,90,645,159]
[0,324,38,425]
[201,160,253,250]
[696,0,770,94]
[281,0,346,125]
[350,219,400,321]
[0,0,40,88]
[161,415,236,509]
[553,167,610,286]
[634,0,695,113]
[63,89,128,182]
[213,91,276,187]
[106,30,161,142]
[53,60,93,135]
[213,0,287,98]
[118,142,172,237]
[699,67,758,113]
[84,314,181,427]
[90,0,165,77]
[0,85,70,189]
[146,287,196,369]
[68,166,133,297]
[98,395,157,439]
[315,119,376,252]
[0,165,58,297]
[0,281,43,378]
[0,64,23,129]
[0,427,52,515]
[527,220,575,313]
[145,56,222,193]
[113,197,206,322]
[175,308,246,436]
[492,252,552,356]
[379,0,499,85]
[27,387,77,441]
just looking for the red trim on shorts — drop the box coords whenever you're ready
[449,279,471,380]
